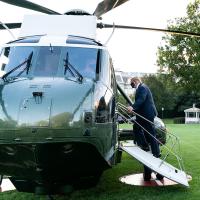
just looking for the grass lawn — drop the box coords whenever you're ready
[0,124,200,200]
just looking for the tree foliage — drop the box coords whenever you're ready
[157,0,200,93]
[142,74,175,112]
[142,74,200,117]
[156,0,200,116]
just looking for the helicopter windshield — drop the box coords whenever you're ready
[33,47,61,77]
[64,47,98,80]
[0,46,35,78]
[0,46,98,79]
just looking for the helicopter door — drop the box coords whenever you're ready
[18,96,51,127]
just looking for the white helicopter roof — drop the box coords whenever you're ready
[19,15,97,39]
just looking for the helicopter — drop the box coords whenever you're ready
[0,0,197,196]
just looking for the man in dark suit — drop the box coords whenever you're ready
[127,77,162,181]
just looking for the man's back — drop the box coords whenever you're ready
[133,83,157,119]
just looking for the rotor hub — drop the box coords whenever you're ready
[64,9,91,16]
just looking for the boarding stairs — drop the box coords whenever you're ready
[117,103,189,187]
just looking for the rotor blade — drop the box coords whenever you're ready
[97,23,200,38]
[0,0,60,14]
[94,0,129,18]
[0,23,21,30]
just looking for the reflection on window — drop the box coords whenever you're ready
[96,96,108,123]
[0,46,35,77]
[64,47,98,79]
[116,75,123,83]
[34,47,61,76]
[0,46,99,79]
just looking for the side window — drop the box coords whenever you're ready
[95,50,100,80]
[0,47,9,72]
[110,58,116,89]
[109,59,117,119]
[100,51,116,90]
[100,50,110,85]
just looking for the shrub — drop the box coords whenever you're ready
[173,117,185,124]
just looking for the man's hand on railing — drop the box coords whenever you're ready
[127,106,133,113]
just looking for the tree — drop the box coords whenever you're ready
[142,74,177,117]
[157,0,200,94]
[142,73,200,117]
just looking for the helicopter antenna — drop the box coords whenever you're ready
[104,23,115,45]
[0,21,16,40]
[49,43,53,53]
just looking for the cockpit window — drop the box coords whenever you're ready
[33,47,61,76]
[0,46,35,78]
[64,47,98,79]
[0,46,99,79]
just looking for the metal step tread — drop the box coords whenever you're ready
[120,141,189,187]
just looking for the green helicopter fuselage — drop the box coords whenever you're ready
[0,35,118,193]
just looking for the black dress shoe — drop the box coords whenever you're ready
[143,173,151,181]
[141,146,150,151]
[156,173,164,180]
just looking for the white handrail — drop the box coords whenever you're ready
[117,102,186,172]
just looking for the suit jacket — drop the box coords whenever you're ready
[132,83,157,120]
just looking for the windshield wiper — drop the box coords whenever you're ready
[64,52,83,83]
[2,51,33,82]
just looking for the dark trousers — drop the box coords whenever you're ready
[133,116,160,176]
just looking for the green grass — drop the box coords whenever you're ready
[163,118,174,124]
[0,124,200,200]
